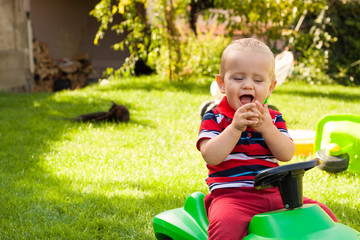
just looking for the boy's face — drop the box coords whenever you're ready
[217,49,277,111]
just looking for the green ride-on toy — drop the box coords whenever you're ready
[314,114,360,173]
[153,159,360,240]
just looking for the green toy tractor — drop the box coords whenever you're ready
[153,159,360,240]
[315,114,360,173]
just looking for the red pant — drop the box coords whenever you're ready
[205,187,338,240]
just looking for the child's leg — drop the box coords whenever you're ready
[303,197,338,222]
[205,188,274,240]
[206,194,251,240]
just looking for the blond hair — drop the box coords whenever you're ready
[219,38,275,81]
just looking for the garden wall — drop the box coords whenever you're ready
[0,0,32,92]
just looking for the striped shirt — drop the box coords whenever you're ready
[196,97,291,192]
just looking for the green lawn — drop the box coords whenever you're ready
[0,76,359,239]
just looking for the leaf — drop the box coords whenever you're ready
[118,2,125,14]
[112,5,118,14]
[94,35,99,45]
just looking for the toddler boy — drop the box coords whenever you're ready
[196,38,337,240]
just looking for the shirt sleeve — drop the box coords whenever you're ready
[272,110,292,139]
[196,110,223,151]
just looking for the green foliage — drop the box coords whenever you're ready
[290,5,336,85]
[291,62,334,85]
[181,32,231,78]
[210,0,326,48]
[206,0,336,86]
[289,0,360,85]
[91,0,360,85]
[90,0,113,46]
[91,0,192,80]
[91,0,152,76]
[90,0,230,81]
[90,0,328,81]
[206,0,343,85]
[324,0,360,85]
[149,30,231,80]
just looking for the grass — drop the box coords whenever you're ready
[0,75,359,239]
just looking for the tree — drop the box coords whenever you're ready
[92,0,351,85]
[91,0,189,81]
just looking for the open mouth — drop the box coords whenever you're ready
[240,95,254,105]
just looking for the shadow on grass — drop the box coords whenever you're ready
[5,170,182,239]
[0,91,163,239]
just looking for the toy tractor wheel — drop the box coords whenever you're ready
[315,149,349,173]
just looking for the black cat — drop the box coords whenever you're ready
[56,102,130,123]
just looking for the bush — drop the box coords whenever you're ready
[291,0,360,85]
[289,5,335,85]
[148,30,231,81]
[179,31,231,79]
[325,0,360,85]
[291,62,333,85]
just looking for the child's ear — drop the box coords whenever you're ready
[267,80,277,98]
[216,75,226,94]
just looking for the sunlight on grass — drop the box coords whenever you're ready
[270,82,360,130]
[0,76,359,239]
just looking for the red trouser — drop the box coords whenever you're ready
[204,187,338,240]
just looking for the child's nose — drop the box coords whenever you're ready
[242,78,253,89]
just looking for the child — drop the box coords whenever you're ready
[196,38,337,240]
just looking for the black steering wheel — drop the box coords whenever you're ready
[254,159,320,209]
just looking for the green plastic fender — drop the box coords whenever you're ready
[153,192,208,240]
[244,204,360,240]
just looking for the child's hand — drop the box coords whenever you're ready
[249,101,273,133]
[232,103,260,132]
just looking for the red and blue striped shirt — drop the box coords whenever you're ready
[196,97,291,192]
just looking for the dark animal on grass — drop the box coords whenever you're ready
[53,78,71,92]
[134,59,154,76]
[70,102,130,123]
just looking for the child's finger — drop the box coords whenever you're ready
[264,103,269,111]
[254,100,265,114]
[247,118,259,124]
[241,111,259,119]
[237,103,257,113]
[247,120,260,126]
[249,106,261,115]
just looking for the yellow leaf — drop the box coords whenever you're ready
[112,5,117,14]
[94,36,99,45]
[118,2,124,14]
